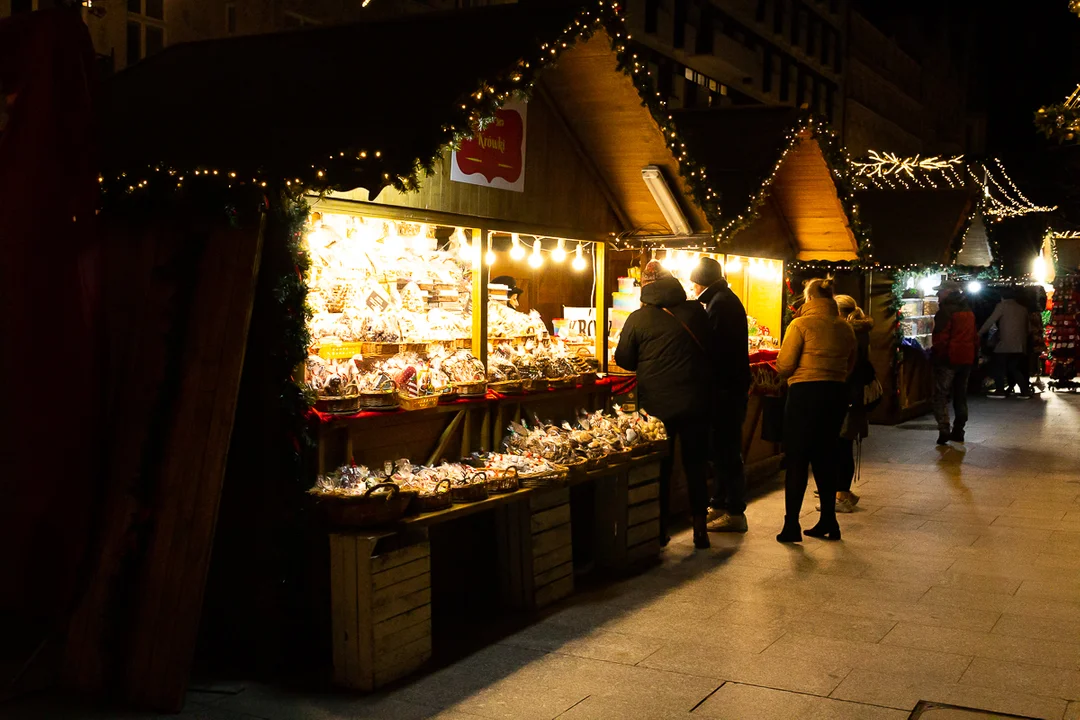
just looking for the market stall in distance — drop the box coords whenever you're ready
[654,107,867,481]
[853,189,988,422]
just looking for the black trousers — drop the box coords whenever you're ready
[659,414,711,533]
[710,395,748,515]
[993,353,1031,395]
[783,382,849,522]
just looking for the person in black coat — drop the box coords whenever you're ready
[690,257,751,533]
[615,260,715,549]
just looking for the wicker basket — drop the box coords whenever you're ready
[577,372,598,386]
[547,377,577,390]
[399,342,428,355]
[454,338,473,350]
[605,449,633,466]
[630,443,653,458]
[413,479,452,513]
[314,395,361,414]
[522,378,549,393]
[398,392,440,411]
[318,483,413,527]
[360,342,399,356]
[519,464,569,489]
[437,390,460,405]
[357,392,399,411]
[454,381,487,398]
[483,467,519,494]
[561,457,587,482]
[450,482,489,504]
[489,380,525,395]
[583,455,606,472]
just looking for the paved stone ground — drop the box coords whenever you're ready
[9,392,1080,720]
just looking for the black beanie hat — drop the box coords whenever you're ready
[690,257,723,286]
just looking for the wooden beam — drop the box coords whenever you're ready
[426,410,466,466]
[535,82,634,233]
[471,227,488,369]
[595,241,608,373]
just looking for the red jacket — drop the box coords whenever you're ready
[932,295,978,366]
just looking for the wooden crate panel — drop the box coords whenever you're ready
[532,544,573,576]
[534,561,573,588]
[372,544,430,574]
[374,614,431,655]
[626,519,660,548]
[530,504,571,534]
[534,575,574,609]
[628,462,662,487]
[628,483,659,505]
[372,587,431,624]
[626,538,662,563]
[627,501,660,526]
[532,524,572,558]
[373,574,430,610]
[377,634,432,672]
[374,645,432,688]
[373,604,431,641]
[530,487,571,513]
[373,557,430,591]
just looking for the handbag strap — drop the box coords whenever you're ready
[661,307,707,356]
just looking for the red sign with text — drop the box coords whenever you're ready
[451,100,527,192]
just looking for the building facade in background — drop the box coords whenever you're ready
[0,0,982,155]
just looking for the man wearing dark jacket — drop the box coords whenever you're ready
[931,281,979,446]
[615,260,715,549]
[690,257,751,533]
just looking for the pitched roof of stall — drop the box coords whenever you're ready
[671,106,862,261]
[100,3,583,192]
[854,189,978,266]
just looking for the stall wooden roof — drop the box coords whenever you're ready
[672,107,861,261]
[854,189,982,266]
[99,2,707,240]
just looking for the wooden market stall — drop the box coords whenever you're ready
[656,107,867,481]
[854,189,987,422]
[64,3,721,710]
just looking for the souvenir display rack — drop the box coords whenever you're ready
[1048,274,1080,391]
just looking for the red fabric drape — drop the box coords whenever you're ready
[0,9,101,663]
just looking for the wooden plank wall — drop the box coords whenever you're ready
[63,216,265,712]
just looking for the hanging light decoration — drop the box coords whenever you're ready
[528,238,543,268]
[552,238,567,263]
[572,242,587,271]
[510,233,525,261]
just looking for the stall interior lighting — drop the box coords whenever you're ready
[485,234,496,266]
[552,238,567,263]
[572,242,587,271]
[1033,252,1049,285]
[510,233,526,260]
[454,227,470,261]
[726,256,743,274]
[528,238,544,268]
[967,280,982,294]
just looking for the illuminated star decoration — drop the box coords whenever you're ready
[850,150,966,190]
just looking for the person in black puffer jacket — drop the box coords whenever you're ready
[615,260,716,549]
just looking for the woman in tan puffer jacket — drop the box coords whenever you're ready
[775,277,857,543]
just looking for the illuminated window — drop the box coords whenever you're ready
[126,0,167,65]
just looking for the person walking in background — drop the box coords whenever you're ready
[615,260,716,550]
[979,288,1032,398]
[689,257,752,534]
[775,277,856,543]
[832,294,875,513]
[931,280,979,445]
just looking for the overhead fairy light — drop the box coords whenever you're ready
[509,233,525,261]
[552,238,567,263]
[976,159,1057,218]
[572,242,587,271]
[851,150,965,179]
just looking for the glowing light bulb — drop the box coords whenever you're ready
[528,239,543,268]
[966,281,982,294]
[727,256,743,273]
[486,247,496,265]
[510,233,525,261]
[1033,252,1048,284]
[572,243,587,271]
[454,228,471,261]
[552,238,567,263]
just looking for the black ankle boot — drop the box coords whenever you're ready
[776,516,802,543]
[804,517,842,540]
[693,514,710,549]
